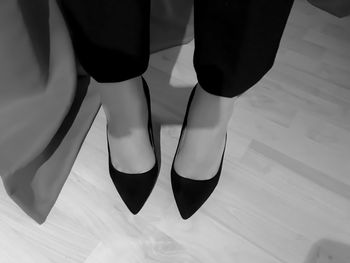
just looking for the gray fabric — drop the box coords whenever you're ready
[0,0,194,224]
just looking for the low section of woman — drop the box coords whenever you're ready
[58,0,295,219]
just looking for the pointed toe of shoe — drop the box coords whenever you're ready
[107,135,160,215]
[110,163,159,214]
[171,165,221,220]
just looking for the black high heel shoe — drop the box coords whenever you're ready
[106,76,159,215]
[171,84,228,220]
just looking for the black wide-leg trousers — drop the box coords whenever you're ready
[58,0,294,98]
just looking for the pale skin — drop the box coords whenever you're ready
[99,75,237,180]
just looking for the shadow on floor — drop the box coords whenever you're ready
[304,239,350,263]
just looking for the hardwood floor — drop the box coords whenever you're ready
[1,0,350,262]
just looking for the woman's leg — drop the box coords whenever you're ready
[99,77,156,174]
[59,0,154,173]
[174,0,295,180]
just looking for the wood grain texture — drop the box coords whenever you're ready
[1,0,350,262]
